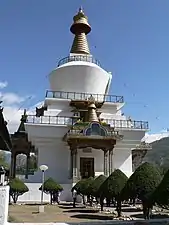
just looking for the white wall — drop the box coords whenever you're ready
[17,183,73,203]
[113,149,132,177]
[49,61,111,95]
[0,186,9,225]
[24,136,71,185]
[36,141,70,184]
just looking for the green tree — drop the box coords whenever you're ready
[98,169,128,216]
[88,175,106,198]
[72,177,94,196]
[29,154,38,171]
[0,151,9,168]
[9,178,29,203]
[121,162,161,219]
[72,177,94,205]
[39,177,63,204]
[153,168,169,209]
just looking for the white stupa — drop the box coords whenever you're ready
[21,8,149,202]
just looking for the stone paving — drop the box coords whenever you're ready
[8,202,169,223]
[8,203,142,223]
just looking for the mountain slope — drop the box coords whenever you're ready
[144,136,169,167]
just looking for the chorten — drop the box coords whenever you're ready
[23,8,149,203]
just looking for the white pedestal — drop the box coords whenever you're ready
[0,175,5,186]
[0,186,9,225]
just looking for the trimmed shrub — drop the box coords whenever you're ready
[39,177,63,204]
[99,170,128,199]
[98,169,128,216]
[153,168,169,209]
[72,177,94,196]
[9,178,29,203]
[121,162,161,219]
[88,175,106,197]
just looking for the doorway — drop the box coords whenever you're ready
[80,157,94,179]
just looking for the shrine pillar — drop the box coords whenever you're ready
[109,148,114,175]
[70,147,78,183]
[69,151,73,179]
[103,150,109,176]
[25,153,30,179]
[10,152,17,178]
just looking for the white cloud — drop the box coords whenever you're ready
[3,101,43,133]
[0,81,8,89]
[3,106,24,133]
[0,92,25,105]
[0,81,39,133]
[0,80,26,105]
[142,131,169,143]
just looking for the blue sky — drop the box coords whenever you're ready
[0,0,169,133]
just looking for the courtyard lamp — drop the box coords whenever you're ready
[39,164,48,205]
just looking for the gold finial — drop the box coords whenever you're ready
[79,6,83,13]
[88,95,95,102]
[70,8,91,54]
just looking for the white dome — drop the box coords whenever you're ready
[49,61,112,95]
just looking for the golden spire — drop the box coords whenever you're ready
[70,8,91,54]
[88,102,99,122]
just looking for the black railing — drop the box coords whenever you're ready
[102,119,149,130]
[58,55,101,67]
[26,115,73,125]
[26,115,149,130]
[45,90,124,103]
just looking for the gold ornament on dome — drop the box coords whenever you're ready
[88,95,95,103]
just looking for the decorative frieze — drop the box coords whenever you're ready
[83,147,92,153]
[132,142,152,171]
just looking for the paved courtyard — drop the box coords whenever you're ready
[8,203,169,223]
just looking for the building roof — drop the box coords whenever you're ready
[0,108,12,151]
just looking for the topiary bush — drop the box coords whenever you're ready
[72,177,94,205]
[98,169,128,216]
[9,177,29,203]
[72,178,86,194]
[72,177,94,196]
[121,162,162,219]
[153,168,169,209]
[39,177,63,204]
[88,175,106,198]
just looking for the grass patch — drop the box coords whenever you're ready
[8,215,18,222]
